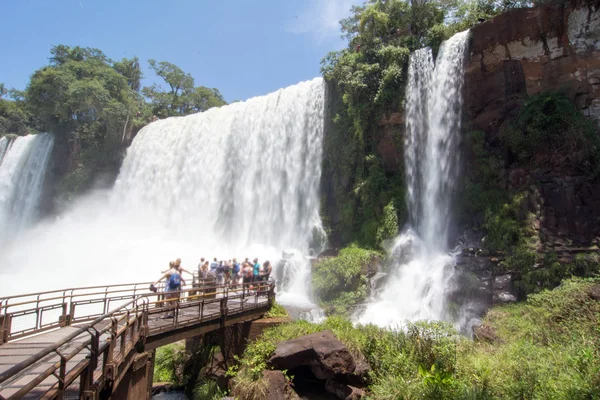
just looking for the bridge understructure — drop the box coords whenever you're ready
[0,280,275,399]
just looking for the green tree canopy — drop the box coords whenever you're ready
[143,59,225,118]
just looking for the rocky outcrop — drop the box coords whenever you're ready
[268,330,357,379]
[268,330,369,399]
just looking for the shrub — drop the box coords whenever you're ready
[265,301,288,319]
[311,246,381,315]
[505,92,600,176]
[154,341,188,384]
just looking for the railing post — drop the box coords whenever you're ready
[59,302,71,327]
[57,353,67,397]
[80,328,98,398]
[0,314,10,345]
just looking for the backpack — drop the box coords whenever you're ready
[168,272,181,289]
[217,263,225,274]
[233,263,240,274]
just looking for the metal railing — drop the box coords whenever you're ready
[0,280,275,399]
[0,282,152,344]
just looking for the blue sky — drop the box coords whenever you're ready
[0,0,361,103]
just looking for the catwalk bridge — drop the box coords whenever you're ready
[0,280,275,399]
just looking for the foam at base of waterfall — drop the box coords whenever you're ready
[0,80,325,306]
[358,230,455,327]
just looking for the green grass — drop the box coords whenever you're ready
[264,301,289,319]
[230,278,600,399]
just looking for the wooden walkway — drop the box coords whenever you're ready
[0,282,274,399]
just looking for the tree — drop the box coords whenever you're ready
[114,57,142,92]
[24,45,142,196]
[143,60,226,118]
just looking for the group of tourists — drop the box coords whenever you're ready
[149,256,273,294]
[148,257,273,319]
[197,257,273,287]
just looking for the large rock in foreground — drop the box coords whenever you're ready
[268,330,369,399]
[268,330,357,379]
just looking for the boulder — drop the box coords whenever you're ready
[493,274,517,304]
[325,379,366,400]
[269,330,357,380]
[262,370,299,400]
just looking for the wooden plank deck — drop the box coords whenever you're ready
[0,291,270,399]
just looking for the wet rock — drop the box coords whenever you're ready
[367,272,388,297]
[269,330,356,379]
[262,370,299,400]
[493,274,517,304]
[325,379,366,400]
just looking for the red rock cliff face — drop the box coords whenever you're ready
[463,1,600,245]
[465,1,600,133]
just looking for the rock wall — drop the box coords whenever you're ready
[465,1,600,131]
[463,1,600,245]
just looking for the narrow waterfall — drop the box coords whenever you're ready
[0,79,325,302]
[0,134,54,246]
[358,31,469,327]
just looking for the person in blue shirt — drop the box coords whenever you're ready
[210,257,219,274]
[253,258,260,282]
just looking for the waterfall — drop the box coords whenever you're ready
[0,79,325,302]
[358,31,469,327]
[113,77,325,302]
[0,134,54,246]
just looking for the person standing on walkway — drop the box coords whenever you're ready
[231,258,240,288]
[216,261,225,286]
[253,258,260,282]
[242,262,253,295]
[150,263,186,318]
[210,257,219,276]
[263,260,273,281]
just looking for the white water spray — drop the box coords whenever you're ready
[359,31,469,327]
[0,79,325,305]
[0,134,54,246]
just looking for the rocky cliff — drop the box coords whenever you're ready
[463,1,600,245]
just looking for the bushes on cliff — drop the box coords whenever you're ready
[505,91,600,177]
[311,247,381,315]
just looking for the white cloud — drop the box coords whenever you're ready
[286,0,363,44]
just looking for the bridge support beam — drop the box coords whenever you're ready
[108,350,155,400]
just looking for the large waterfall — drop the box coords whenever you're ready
[359,31,469,327]
[0,79,325,302]
[0,134,54,246]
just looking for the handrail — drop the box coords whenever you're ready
[0,295,147,384]
[0,282,153,303]
[0,280,275,399]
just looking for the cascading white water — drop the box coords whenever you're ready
[0,134,54,246]
[0,136,10,163]
[358,31,469,327]
[0,79,325,304]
